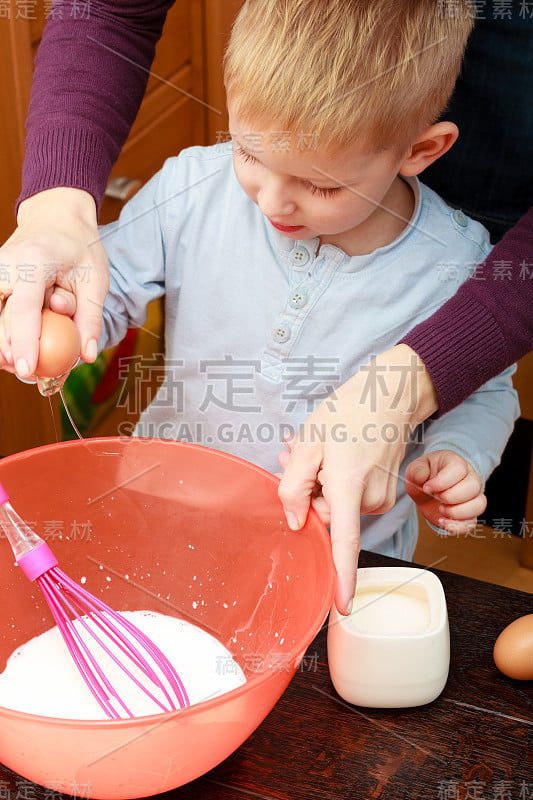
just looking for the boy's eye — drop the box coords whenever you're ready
[235,145,258,164]
[307,183,342,198]
[234,145,341,198]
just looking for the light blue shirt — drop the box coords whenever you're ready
[99,144,519,559]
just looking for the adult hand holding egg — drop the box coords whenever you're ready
[0,187,108,376]
[35,308,81,380]
[0,305,80,389]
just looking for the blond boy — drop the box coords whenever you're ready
[0,0,518,613]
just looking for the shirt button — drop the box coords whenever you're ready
[453,209,468,228]
[289,289,308,309]
[272,323,291,343]
[292,247,310,266]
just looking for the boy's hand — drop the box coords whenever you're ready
[404,450,486,534]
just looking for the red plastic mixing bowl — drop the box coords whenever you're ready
[0,438,334,799]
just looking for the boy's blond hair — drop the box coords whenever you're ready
[224,0,474,153]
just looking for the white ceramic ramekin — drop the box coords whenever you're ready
[327,566,450,708]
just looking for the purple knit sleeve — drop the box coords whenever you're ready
[19,0,175,211]
[401,207,533,416]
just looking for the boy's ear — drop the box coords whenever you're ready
[399,122,458,177]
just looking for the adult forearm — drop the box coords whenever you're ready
[20,0,174,210]
[402,207,533,415]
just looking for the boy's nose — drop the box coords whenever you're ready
[257,179,296,218]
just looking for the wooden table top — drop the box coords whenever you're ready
[1,551,531,799]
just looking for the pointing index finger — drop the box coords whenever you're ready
[326,473,364,616]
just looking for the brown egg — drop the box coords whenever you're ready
[493,613,533,680]
[35,309,81,379]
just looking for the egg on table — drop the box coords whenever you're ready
[493,613,533,681]
[35,309,81,379]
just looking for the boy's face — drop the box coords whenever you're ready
[229,108,410,255]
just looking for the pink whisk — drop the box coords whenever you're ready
[0,481,189,720]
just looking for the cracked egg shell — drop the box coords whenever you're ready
[35,309,81,379]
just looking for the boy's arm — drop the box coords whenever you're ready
[279,208,533,542]
[97,171,168,354]
[417,365,519,487]
[401,207,533,416]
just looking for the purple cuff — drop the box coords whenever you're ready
[402,293,509,417]
[19,126,113,212]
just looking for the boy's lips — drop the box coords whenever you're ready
[268,219,304,233]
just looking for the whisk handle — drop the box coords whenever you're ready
[18,542,58,581]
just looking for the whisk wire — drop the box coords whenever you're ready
[38,571,130,718]
[58,570,189,709]
[0,484,191,720]
[39,568,189,719]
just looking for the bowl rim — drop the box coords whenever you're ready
[0,436,336,727]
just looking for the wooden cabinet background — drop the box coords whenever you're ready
[0,0,242,456]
